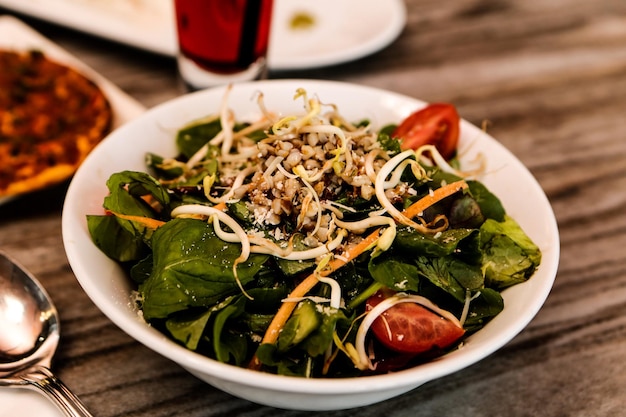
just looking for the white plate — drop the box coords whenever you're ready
[0,389,64,417]
[62,80,560,410]
[0,0,406,70]
[267,0,406,70]
[0,15,146,206]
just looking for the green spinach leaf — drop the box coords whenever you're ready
[394,227,476,257]
[278,300,321,352]
[140,218,268,319]
[104,170,170,217]
[414,256,468,303]
[165,308,213,351]
[176,118,222,159]
[368,252,421,292]
[463,288,504,331]
[87,214,149,262]
[213,296,248,365]
[468,180,506,222]
[300,306,347,357]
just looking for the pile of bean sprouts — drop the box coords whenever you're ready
[164,87,464,272]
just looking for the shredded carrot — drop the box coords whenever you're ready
[403,180,469,219]
[110,212,165,229]
[248,179,468,370]
[213,201,227,211]
[109,202,228,230]
[247,229,381,370]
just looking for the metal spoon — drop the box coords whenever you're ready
[0,250,93,417]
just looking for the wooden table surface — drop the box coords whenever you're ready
[1,1,626,416]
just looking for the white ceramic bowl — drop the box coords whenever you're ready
[62,79,559,411]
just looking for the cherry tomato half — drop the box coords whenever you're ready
[365,289,465,355]
[393,103,460,160]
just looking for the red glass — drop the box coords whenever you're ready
[174,0,274,75]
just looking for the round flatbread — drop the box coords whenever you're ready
[0,49,112,197]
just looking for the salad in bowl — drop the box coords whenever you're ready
[63,80,558,409]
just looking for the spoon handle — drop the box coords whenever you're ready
[21,366,94,417]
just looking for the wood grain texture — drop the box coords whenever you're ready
[1,0,625,415]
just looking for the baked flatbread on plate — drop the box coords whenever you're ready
[0,49,113,197]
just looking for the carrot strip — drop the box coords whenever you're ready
[110,202,228,230]
[213,201,227,211]
[110,212,165,229]
[248,179,468,370]
[247,229,381,370]
[403,180,469,219]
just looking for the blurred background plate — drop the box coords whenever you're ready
[0,16,145,203]
[0,0,406,70]
[0,389,63,417]
[267,0,407,70]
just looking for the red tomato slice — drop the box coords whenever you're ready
[393,103,460,160]
[366,289,465,355]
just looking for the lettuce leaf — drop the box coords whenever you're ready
[480,216,542,289]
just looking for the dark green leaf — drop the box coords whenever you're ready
[101,171,170,244]
[87,214,149,262]
[468,180,506,222]
[276,357,311,377]
[278,300,321,352]
[255,343,280,366]
[333,261,374,309]
[256,343,313,376]
[241,312,274,334]
[227,201,252,224]
[463,288,504,330]
[129,254,153,284]
[446,257,484,291]
[479,216,541,289]
[176,118,222,159]
[368,252,420,292]
[449,195,485,229]
[414,257,467,303]
[139,218,268,319]
[394,227,476,257]
[275,234,316,276]
[244,126,268,142]
[165,308,212,351]
[245,287,289,313]
[146,153,184,180]
[428,170,464,190]
[213,296,248,365]
[301,306,347,357]
[104,171,170,217]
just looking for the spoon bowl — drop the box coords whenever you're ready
[0,250,92,417]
